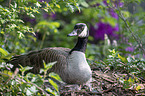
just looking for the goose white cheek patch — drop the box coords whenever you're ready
[78,26,87,37]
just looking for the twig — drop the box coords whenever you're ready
[0,72,10,77]
[119,62,126,66]
[9,0,11,8]
[0,68,50,96]
[0,68,19,84]
[102,87,113,93]
[108,3,145,55]
[100,60,108,67]
[118,11,145,54]
[15,77,50,96]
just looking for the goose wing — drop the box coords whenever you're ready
[9,47,71,74]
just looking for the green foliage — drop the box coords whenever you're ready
[1,0,145,95]
[0,62,60,96]
[103,49,145,75]
[0,0,82,95]
[94,49,145,90]
[0,0,81,53]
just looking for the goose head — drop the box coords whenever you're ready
[67,23,89,38]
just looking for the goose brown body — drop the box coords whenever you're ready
[9,23,92,85]
[10,47,70,74]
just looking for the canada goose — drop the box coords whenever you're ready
[9,23,92,85]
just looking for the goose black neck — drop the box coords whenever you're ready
[69,37,88,54]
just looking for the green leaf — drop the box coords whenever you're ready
[127,57,134,62]
[121,11,130,18]
[56,4,60,8]
[17,31,25,38]
[118,54,127,63]
[51,22,60,28]
[103,16,117,27]
[27,13,35,18]
[46,88,58,96]
[40,61,57,73]
[123,80,130,89]
[67,3,74,12]
[1,70,13,78]
[26,88,33,95]
[43,60,46,69]
[0,48,9,56]
[24,66,33,71]
[29,86,38,93]
[136,85,141,91]
[79,0,89,7]
[20,82,27,92]
[48,79,59,92]
[3,70,13,76]
[36,2,41,7]
[45,61,57,70]
[19,65,33,74]
[128,77,134,83]
[49,72,62,81]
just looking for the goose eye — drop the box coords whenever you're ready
[81,26,84,30]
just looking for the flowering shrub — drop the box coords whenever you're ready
[90,0,124,41]
[90,22,119,40]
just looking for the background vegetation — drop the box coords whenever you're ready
[0,0,145,95]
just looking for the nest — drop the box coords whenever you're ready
[59,62,145,96]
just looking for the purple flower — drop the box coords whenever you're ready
[43,13,49,19]
[143,54,145,59]
[103,0,108,6]
[39,0,45,2]
[90,22,119,40]
[23,17,36,24]
[90,0,124,41]
[43,12,56,19]
[103,0,124,8]
[113,0,124,8]
[103,0,124,19]
[39,0,50,3]
[125,47,134,52]
[50,13,56,19]
[109,9,118,19]
[29,19,36,24]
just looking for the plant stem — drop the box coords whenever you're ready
[118,10,145,55]
[108,4,145,55]
[40,32,46,49]
[16,77,50,96]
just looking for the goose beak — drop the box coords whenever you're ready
[67,30,77,37]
